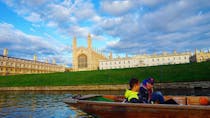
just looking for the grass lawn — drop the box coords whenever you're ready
[0,62,210,87]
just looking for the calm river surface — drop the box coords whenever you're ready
[0,89,210,118]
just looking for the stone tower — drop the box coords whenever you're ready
[52,59,56,64]
[87,34,93,69]
[72,36,77,70]
[3,48,8,57]
[109,52,113,59]
[34,54,37,62]
[72,34,107,71]
[88,33,92,49]
[73,36,77,50]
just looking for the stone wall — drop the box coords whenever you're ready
[0,85,128,91]
[155,81,210,89]
[0,81,209,91]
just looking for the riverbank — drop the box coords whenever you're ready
[0,62,210,87]
[0,81,210,91]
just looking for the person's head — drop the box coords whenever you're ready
[129,78,140,92]
[142,77,154,90]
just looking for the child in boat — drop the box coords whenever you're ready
[138,77,164,104]
[124,78,143,103]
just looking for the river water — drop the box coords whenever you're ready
[0,89,209,118]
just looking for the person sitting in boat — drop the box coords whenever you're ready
[138,77,164,104]
[124,78,143,103]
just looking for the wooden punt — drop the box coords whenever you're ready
[64,95,210,118]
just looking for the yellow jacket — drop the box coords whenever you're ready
[124,89,139,101]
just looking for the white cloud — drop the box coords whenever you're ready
[73,1,96,20]
[101,0,133,15]
[92,15,102,22]
[67,25,90,38]
[137,0,165,6]
[107,39,120,47]
[100,0,169,16]
[47,4,71,22]
[46,21,58,28]
[92,35,106,41]
[1,0,210,59]
[0,23,71,65]
[101,0,210,54]
[25,12,42,22]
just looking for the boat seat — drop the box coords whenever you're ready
[164,96,187,105]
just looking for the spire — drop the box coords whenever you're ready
[200,49,203,53]
[109,52,113,59]
[173,50,177,54]
[3,48,8,57]
[52,59,56,64]
[126,53,128,58]
[195,48,198,54]
[45,59,48,63]
[34,54,37,62]
[88,33,92,49]
[163,51,167,55]
[73,36,77,50]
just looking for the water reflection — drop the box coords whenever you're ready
[0,91,92,118]
[0,89,209,118]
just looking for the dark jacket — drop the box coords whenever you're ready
[138,86,151,103]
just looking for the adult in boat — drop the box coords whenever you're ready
[124,78,143,103]
[138,77,164,104]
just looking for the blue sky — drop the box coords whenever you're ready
[0,0,210,66]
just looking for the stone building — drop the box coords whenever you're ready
[72,34,107,71]
[190,49,210,62]
[139,51,191,67]
[0,49,65,76]
[99,51,191,70]
[99,57,137,70]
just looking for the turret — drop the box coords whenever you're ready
[73,36,77,50]
[126,53,128,58]
[3,48,8,57]
[45,59,48,63]
[52,59,56,64]
[173,50,177,54]
[88,33,92,49]
[109,52,113,59]
[163,51,167,55]
[200,49,203,53]
[195,48,198,54]
[34,54,37,62]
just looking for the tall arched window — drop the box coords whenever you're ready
[78,54,87,68]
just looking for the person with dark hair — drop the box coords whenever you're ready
[138,77,164,104]
[124,78,143,103]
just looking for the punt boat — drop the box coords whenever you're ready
[65,95,210,118]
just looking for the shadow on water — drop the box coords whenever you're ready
[0,88,209,118]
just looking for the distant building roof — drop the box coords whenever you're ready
[0,55,59,66]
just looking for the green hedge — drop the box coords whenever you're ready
[0,62,210,87]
